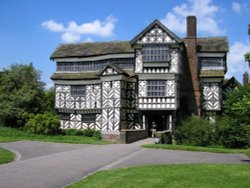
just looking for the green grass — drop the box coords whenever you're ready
[67,164,250,188]
[0,126,109,145]
[0,147,15,164]
[143,144,250,158]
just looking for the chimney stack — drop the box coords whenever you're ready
[187,16,197,38]
[243,71,249,86]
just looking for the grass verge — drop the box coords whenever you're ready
[0,147,15,164]
[0,126,109,145]
[143,144,250,158]
[67,164,250,188]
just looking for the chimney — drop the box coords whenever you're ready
[187,16,197,38]
[184,15,201,116]
[243,71,249,86]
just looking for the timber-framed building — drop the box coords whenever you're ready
[50,16,228,142]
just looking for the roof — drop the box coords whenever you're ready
[196,37,229,52]
[130,19,183,45]
[199,70,225,77]
[223,76,241,89]
[50,41,133,59]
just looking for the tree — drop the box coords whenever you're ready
[244,24,250,66]
[0,63,45,127]
[220,84,250,148]
[42,87,55,114]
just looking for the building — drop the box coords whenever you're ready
[50,16,228,142]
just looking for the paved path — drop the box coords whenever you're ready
[0,139,249,188]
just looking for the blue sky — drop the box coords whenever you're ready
[0,0,249,88]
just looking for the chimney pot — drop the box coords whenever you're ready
[187,16,197,38]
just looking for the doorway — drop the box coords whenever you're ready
[142,111,171,136]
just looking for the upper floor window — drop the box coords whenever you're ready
[200,57,225,70]
[71,85,86,97]
[142,45,170,62]
[57,58,134,72]
[147,80,166,97]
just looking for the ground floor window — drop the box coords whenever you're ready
[82,114,96,123]
[60,113,70,120]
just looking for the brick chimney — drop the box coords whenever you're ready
[243,71,249,86]
[184,16,201,116]
[187,16,197,38]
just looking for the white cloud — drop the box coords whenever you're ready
[41,20,64,32]
[41,16,117,43]
[225,41,250,81]
[61,33,80,43]
[161,0,225,36]
[232,2,241,14]
[83,37,93,43]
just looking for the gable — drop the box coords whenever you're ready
[130,20,182,45]
[98,64,130,77]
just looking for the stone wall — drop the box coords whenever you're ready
[120,129,148,144]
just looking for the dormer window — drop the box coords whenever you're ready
[142,45,170,62]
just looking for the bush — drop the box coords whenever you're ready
[64,128,102,140]
[25,112,61,135]
[64,129,85,136]
[174,116,215,147]
[216,117,250,148]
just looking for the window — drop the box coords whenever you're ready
[82,114,96,123]
[147,80,166,97]
[71,85,86,97]
[56,58,134,72]
[200,57,224,70]
[142,45,170,62]
[60,113,70,120]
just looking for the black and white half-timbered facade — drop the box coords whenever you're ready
[50,16,228,142]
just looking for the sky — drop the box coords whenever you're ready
[0,0,250,88]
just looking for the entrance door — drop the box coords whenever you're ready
[143,111,168,136]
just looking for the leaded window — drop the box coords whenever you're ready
[200,57,224,70]
[147,80,166,97]
[82,114,96,123]
[71,85,86,97]
[142,45,170,62]
[56,58,134,72]
[60,113,70,120]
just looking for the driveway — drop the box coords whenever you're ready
[0,140,248,188]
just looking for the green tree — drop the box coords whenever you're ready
[220,84,250,148]
[244,24,250,66]
[0,63,45,127]
[42,87,55,113]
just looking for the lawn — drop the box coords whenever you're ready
[143,144,250,158]
[67,164,250,188]
[0,126,109,145]
[0,147,15,164]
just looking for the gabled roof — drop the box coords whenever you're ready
[130,19,183,45]
[223,76,241,89]
[98,64,130,77]
[50,41,133,59]
[196,37,229,52]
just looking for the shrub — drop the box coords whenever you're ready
[64,129,85,136]
[63,128,102,140]
[216,117,250,148]
[93,130,102,140]
[25,112,61,135]
[174,116,215,147]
